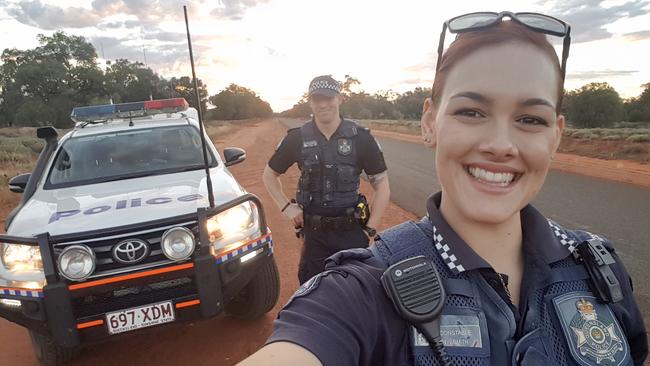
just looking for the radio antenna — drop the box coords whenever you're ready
[184,5,215,208]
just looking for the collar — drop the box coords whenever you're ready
[425,192,573,274]
[309,116,348,140]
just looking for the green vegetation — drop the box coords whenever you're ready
[564,128,650,141]
[357,119,420,135]
[0,32,273,129]
[282,78,650,132]
[0,128,43,186]
[206,84,272,120]
[2,33,649,132]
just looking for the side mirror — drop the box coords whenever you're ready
[8,173,31,193]
[37,126,58,140]
[223,147,246,167]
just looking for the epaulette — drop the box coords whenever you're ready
[287,127,300,134]
[550,220,623,303]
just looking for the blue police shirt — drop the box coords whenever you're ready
[266,193,648,366]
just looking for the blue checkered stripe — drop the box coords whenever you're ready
[309,80,341,93]
[0,288,44,299]
[215,234,273,264]
[547,219,604,253]
[432,224,466,274]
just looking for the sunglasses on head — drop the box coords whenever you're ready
[435,11,572,82]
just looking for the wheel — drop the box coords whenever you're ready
[226,259,280,319]
[29,330,80,366]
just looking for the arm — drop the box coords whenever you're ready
[366,171,390,230]
[262,165,303,227]
[609,251,648,365]
[238,342,321,366]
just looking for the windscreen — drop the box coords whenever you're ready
[46,125,216,188]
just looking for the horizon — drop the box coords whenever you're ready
[1,0,649,112]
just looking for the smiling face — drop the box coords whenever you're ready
[422,42,565,225]
[309,94,343,125]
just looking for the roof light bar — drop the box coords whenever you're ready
[144,98,189,112]
[70,104,116,122]
[70,98,190,123]
[115,101,146,118]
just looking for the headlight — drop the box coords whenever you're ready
[57,245,95,281]
[1,243,43,273]
[161,227,195,261]
[206,202,261,254]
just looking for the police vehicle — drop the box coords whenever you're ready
[0,98,280,365]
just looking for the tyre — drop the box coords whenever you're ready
[226,259,280,319]
[29,330,80,366]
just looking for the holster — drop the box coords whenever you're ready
[355,194,371,227]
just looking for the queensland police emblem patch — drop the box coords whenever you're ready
[337,138,352,156]
[553,293,630,366]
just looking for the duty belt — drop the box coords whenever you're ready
[304,213,360,231]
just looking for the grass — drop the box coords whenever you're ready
[0,128,42,186]
[565,127,650,141]
[357,119,420,135]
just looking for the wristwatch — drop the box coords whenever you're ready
[365,227,377,238]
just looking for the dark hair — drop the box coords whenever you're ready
[432,21,564,114]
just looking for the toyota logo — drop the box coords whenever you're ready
[112,239,150,264]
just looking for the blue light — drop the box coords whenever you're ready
[70,104,116,122]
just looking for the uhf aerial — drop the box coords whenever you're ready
[183,5,215,209]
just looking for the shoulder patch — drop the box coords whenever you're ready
[553,292,631,366]
[285,269,344,307]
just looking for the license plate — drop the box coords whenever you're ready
[106,301,175,335]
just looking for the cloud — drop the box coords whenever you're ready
[5,0,266,31]
[391,78,432,87]
[623,30,650,41]
[543,0,650,43]
[567,69,639,80]
[210,0,270,20]
[6,0,102,29]
[402,62,435,74]
[90,35,187,66]
[142,31,186,43]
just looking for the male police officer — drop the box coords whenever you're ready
[262,75,390,284]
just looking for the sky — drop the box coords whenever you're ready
[1,0,649,112]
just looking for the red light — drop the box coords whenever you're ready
[144,98,189,112]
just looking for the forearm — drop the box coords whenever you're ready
[366,173,390,229]
[262,165,292,211]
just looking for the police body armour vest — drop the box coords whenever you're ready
[296,119,361,208]
[370,218,632,366]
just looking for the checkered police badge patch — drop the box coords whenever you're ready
[337,138,352,156]
[553,292,630,366]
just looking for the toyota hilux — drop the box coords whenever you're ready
[0,98,280,365]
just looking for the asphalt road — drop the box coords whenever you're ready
[280,119,650,329]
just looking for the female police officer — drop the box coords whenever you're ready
[241,11,648,366]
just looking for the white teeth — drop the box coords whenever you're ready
[468,166,515,186]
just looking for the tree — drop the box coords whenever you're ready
[341,75,361,96]
[394,87,431,120]
[565,82,625,128]
[279,93,310,118]
[168,76,209,114]
[207,84,273,120]
[625,83,650,123]
[104,59,169,104]
[0,31,105,128]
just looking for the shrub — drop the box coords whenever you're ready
[625,134,650,143]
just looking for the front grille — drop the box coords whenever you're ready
[52,219,198,279]
[71,277,196,318]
